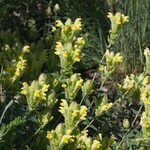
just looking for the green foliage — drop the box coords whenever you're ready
[0,116,25,148]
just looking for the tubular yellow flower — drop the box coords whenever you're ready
[76,37,85,46]
[63,51,68,58]
[3,44,10,51]
[73,49,81,62]
[75,79,83,89]
[56,41,63,50]
[113,53,123,63]
[60,99,68,107]
[20,82,28,95]
[80,105,87,120]
[140,85,150,104]
[99,65,106,72]
[91,140,101,150]
[141,112,150,128]
[34,90,41,98]
[107,12,113,19]
[55,41,63,55]
[46,131,53,140]
[56,20,64,27]
[66,129,72,135]
[17,59,27,69]
[142,76,149,86]
[42,84,49,92]
[22,45,30,53]
[72,110,79,117]
[108,12,129,25]
[72,18,82,31]
[101,103,113,112]
[61,135,74,144]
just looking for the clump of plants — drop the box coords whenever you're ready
[0,2,150,149]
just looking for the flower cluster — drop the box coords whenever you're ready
[21,74,50,111]
[62,73,83,101]
[53,18,85,76]
[107,12,129,46]
[59,99,87,128]
[46,124,74,149]
[76,130,101,149]
[107,12,129,25]
[11,45,29,83]
[55,18,82,33]
[46,123,102,150]
[121,74,149,92]
[99,50,123,82]
[95,96,113,117]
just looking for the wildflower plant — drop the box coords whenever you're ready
[0,44,30,85]
[53,18,85,76]
[46,99,102,150]
[21,74,50,111]
[107,12,129,46]
[99,49,123,85]
[45,18,114,149]
[62,73,83,102]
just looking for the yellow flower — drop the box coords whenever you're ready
[22,45,30,53]
[60,99,67,107]
[62,84,67,88]
[107,12,113,19]
[122,75,135,90]
[142,76,149,86]
[113,53,123,63]
[66,129,72,135]
[16,59,27,69]
[52,26,56,32]
[15,69,20,76]
[91,140,101,150]
[56,20,64,27]
[3,44,10,51]
[42,84,49,92]
[46,131,53,140]
[76,37,85,46]
[99,65,106,72]
[73,49,81,62]
[34,90,41,98]
[55,41,63,56]
[72,110,79,117]
[107,12,129,25]
[54,4,60,13]
[80,105,87,120]
[20,82,28,95]
[41,114,49,125]
[140,85,150,105]
[63,51,68,58]
[141,112,150,128]
[101,103,113,112]
[61,135,74,144]
[75,79,83,89]
[72,18,82,31]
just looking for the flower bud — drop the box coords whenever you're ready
[123,118,130,129]
[54,4,60,13]
[46,5,52,18]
